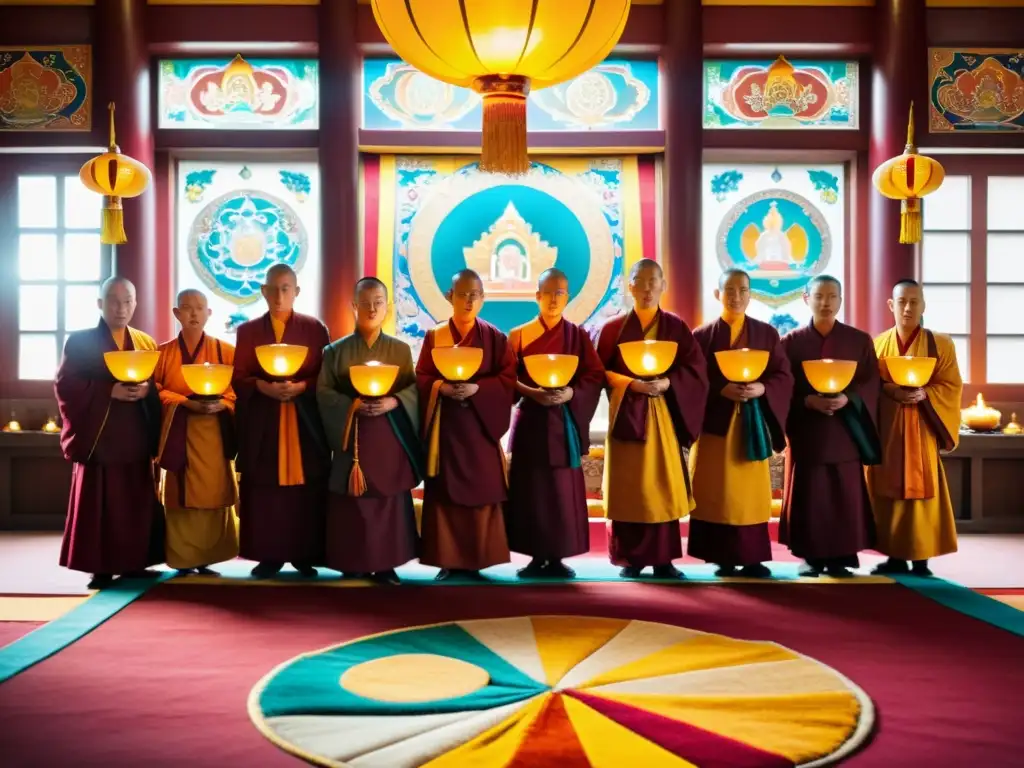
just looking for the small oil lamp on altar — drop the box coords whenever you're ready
[1002,413,1022,436]
[802,359,857,397]
[2,413,21,432]
[103,350,160,383]
[255,344,308,379]
[42,417,60,433]
[618,340,678,380]
[715,348,769,384]
[181,362,233,402]
[523,353,578,390]
[961,393,1001,432]
[884,356,936,389]
[350,360,400,399]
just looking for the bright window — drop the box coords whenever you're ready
[986,176,1024,383]
[16,175,108,380]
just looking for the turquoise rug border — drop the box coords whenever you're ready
[892,574,1024,638]
[0,572,174,685]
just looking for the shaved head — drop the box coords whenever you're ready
[450,269,483,292]
[716,269,751,316]
[719,269,749,291]
[175,288,206,306]
[100,275,136,300]
[628,258,665,311]
[262,263,300,314]
[173,288,211,334]
[98,276,137,330]
[537,268,568,289]
[629,258,663,282]
[806,275,842,296]
[265,263,297,285]
[536,267,569,322]
[892,278,921,298]
[447,269,484,322]
[355,276,389,300]
[889,279,925,332]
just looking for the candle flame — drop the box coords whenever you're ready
[43,418,59,433]
[455,365,464,377]
[976,393,986,408]
[369,381,381,395]
[204,382,213,393]
[641,353,656,371]
[273,357,288,374]
[126,368,137,379]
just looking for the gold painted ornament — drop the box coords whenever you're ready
[370,0,632,174]
[79,103,152,245]
[872,103,945,244]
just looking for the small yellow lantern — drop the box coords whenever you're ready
[884,356,936,389]
[350,361,400,398]
[104,350,160,383]
[523,353,579,390]
[618,340,678,379]
[42,417,60,433]
[432,346,484,382]
[255,344,308,378]
[715,348,769,384]
[802,359,857,396]
[3,415,22,432]
[872,103,945,244]
[961,393,1001,432]
[181,362,233,401]
[79,103,152,245]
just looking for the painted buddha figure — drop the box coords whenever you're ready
[741,201,809,275]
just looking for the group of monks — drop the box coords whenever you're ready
[54,258,962,590]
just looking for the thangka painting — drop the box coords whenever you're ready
[0,46,91,131]
[362,57,659,131]
[703,57,858,130]
[175,160,320,334]
[364,155,657,360]
[702,163,846,333]
[929,49,1024,133]
[158,55,318,130]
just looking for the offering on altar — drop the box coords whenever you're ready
[618,340,678,379]
[42,418,60,433]
[181,362,233,400]
[961,393,1001,432]
[1002,413,1023,436]
[350,361,400,398]
[255,344,308,378]
[715,348,770,383]
[802,359,857,396]
[884,356,936,388]
[523,353,578,390]
[431,346,483,382]
[103,350,160,383]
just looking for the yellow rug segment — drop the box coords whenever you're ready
[0,596,90,622]
[421,695,547,768]
[530,617,628,685]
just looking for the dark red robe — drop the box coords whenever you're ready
[594,310,708,567]
[689,316,793,566]
[55,320,165,575]
[781,321,880,566]
[232,312,330,565]
[505,318,605,560]
[415,318,517,570]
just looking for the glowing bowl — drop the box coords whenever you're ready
[255,344,308,378]
[104,350,160,383]
[432,346,483,382]
[802,359,857,395]
[962,393,1001,432]
[181,362,233,397]
[618,340,678,378]
[350,361,400,398]
[884,356,936,388]
[523,353,579,389]
[715,348,770,383]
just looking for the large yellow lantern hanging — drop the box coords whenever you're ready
[370,0,632,174]
[872,103,945,245]
[79,103,152,245]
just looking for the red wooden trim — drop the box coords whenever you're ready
[145,5,319,49]
[928,155,1024,175]
[927,8,1024,47]
[702,129,866,153]
[0,7,91,46]
[358,130,666,153]
[638,156,657,260]
[154,150,174,343]
[703,6,872,49]
[970,169,988,386]
[362,154,381,278]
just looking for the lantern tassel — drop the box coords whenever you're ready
[348,416,367,497]
[101,196,127,245]
[474,75,531,176]
[900,198,922,244]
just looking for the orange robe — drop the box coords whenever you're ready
[154,333,239,570]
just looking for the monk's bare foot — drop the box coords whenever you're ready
[739,563,772,579]
[293,564,318,578]
[619,566,642,578]
[652,564,685,580]
[715,565,738,577]
[121,569,162,579]
[911,560,933,576]
[87,574,114,590]
[872,558,909,575]
[251,562,283,579]
[825,565,854,578]
[372,570,401,586]
[195,566,219,576]
[544,561,575,579]
[434,569,452,581]
[517,559,548,579]
[799,563,822,578]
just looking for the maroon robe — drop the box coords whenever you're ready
[688,316,793,566]
[594,310,708,567]
[55,320,165,575]
[416,318,517,570]
[233,312,330,565]
[505,318,605,560]
[781,321,880,566]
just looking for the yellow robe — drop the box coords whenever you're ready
[154,335,239,569]
[603,317,694,523]
[866,327,961,560]
[689,315,773,526]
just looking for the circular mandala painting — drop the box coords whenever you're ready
[249,616,874,767]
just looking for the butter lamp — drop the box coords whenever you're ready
[255,344,308,378]
[42,417,60,433]
[523,353,578,390]
[432,346,484,382]
[350,361,400,398]
[618,340,678,379]
[884,356,936,389]
[104,350,160,383]
[961,393,1001,432]
[715,348,769,383]
[181,362,233,401]
[802,359,857,397]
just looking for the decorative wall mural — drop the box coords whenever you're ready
[704,57,858,130]
[158,55,319,130]
[176,161,320,334]
[364,155,656,361]
[0,46,91,131]
[702,163,846,332]
[929,49,1024,133]
[362,57,659,131]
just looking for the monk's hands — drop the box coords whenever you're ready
[806,393,847,415]
[112,382,148,402]
[359,396,399,417]
[527,387,573,406]
[629,378,669,397]
[442,382,479,401]
[722,382,760,402]
[257,380,305,401]
[885,383,926,404]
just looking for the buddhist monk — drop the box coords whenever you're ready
[781,275,880,577]
[506,268,605,578]
[317,277,423,585]
[416,269,517,580]
[55,277,165,589]
[232,264,330,579]
[689,269,794,577]
[154,289,239,576]
[867,280,962,576]
[595,259,709,579]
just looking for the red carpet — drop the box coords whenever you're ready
[0,621,41,646]
[0,582,1021,767]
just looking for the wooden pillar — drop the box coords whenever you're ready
[95,0,159,336]
[319,0,360,340]
[661,0,703,326]
[867,0,926,335]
